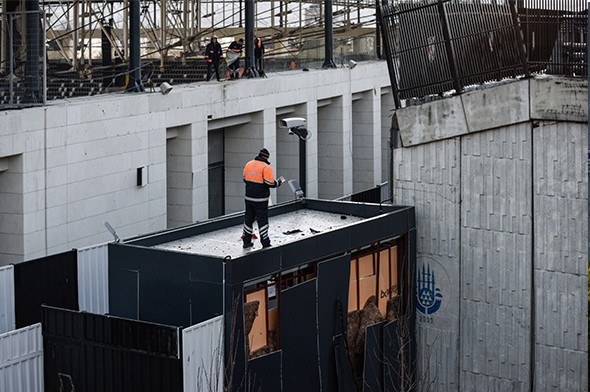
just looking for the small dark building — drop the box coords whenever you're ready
[35,198,416,392]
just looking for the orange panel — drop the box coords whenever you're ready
[358,254,374,278]
[377,249,390,316]
[358,275,377,309]
[390,246,399,297]
[350,259,358,282]
[268,307,278,332]
[348,280,358,313]
[245,289,267,353]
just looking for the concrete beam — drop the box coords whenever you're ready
[398,77,589,147]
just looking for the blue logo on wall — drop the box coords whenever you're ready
[416,264,443,315]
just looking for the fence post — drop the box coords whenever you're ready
[508,0,530,77]
[8,13,13,105]
[437,0,462,93]
[42,11,47,104]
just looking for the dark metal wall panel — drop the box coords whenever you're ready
[280,279,320,392]
[382,319,401,392]
[14,250,78,328]
[225,284,247,392]
[317,255,351,392]
[247,351,282,392]
[230,248,281,284]
[42,306,182,392]
[109,244,223,327]
[363,322,385,392]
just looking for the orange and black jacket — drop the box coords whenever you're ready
[243,156,278,202]
[204,42,223,63]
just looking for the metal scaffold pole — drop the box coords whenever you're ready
[128,0,143,92]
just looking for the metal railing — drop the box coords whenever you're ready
[378,0,588,105]
[337,182,390,203]
[519,0,588,77]
[0,10,47,108]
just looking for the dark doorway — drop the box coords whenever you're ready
[208,129,225,218]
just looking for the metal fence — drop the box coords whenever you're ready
[519,0,588,76]
[379,0,588,105]
[182,316,224,392]
[0,10,46,107]
[0,323,44,392]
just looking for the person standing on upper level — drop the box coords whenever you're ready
[204,36,224,82]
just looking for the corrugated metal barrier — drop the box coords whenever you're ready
[182,315,224,392]
[0,265,15,334]
[77,243,109,315]
[42,305,182,392]
[0,323,44,392]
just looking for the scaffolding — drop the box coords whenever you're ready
[0,0,378,72]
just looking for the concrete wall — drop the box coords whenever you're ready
[0,61,390,264]
[393,77,588,391]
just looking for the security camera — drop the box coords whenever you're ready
[280,117,306,129]
[159,82,173,95]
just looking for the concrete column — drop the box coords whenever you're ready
[317,95,352,200]
[381,87,394,183]
[351,89,381,193]
[224,109,276,214]
[304,100,319,199]
[459,124,533,390]
[0,155,24,265]
[166,124,195,228]
[191,120,208,222]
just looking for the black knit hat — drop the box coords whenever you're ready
[259,148,270,159]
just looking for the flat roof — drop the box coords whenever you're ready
[153,209,364,258]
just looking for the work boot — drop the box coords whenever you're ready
[243,240,254,249]
[262,242,272,248]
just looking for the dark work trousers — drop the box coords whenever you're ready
[243,200,270,246]
[207,61,220,81]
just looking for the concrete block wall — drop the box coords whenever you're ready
[393,77,588,391]
[533,121,588,391]
[0,61,391,264]
[394,138,461,390]
[460,123,533,390]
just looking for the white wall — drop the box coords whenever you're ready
[0,61,390,264]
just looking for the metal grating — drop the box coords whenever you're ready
[378,0,587,103]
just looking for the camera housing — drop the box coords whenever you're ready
[280,117,306,129]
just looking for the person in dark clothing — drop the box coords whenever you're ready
[204,36,224,81]
[242,148,285,248]
[254,35,265,74]
[227,38,244,79]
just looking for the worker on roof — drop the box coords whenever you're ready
[242,148,285,249]
[204,36,223,82]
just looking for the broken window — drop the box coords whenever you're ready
[348,241,399,318]
[244,275,281,359]
[244,264,318,360]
